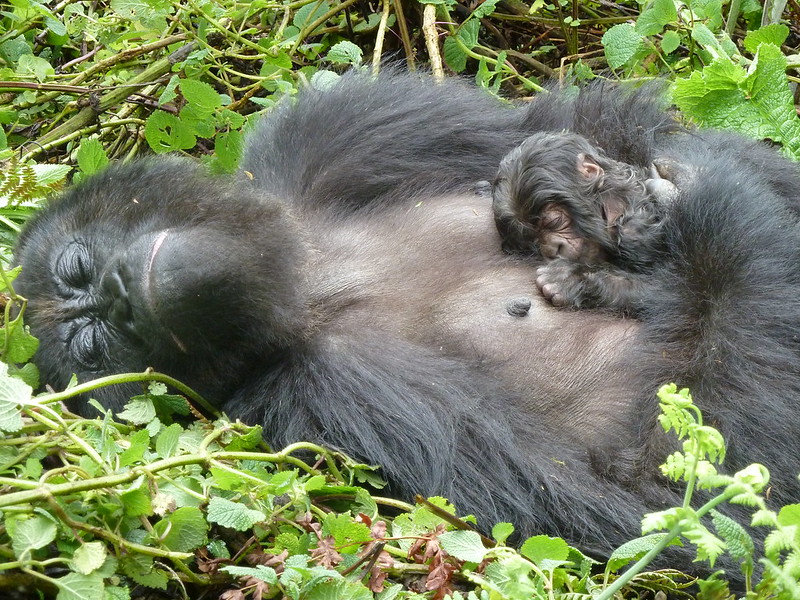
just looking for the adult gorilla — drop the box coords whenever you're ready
[14,72,800,571]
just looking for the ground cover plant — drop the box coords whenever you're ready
[3,0,800,597]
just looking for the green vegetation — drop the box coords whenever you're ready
[2,0,800,597]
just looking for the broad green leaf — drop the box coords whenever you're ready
[602,24,644,69]
[76,139,109,176]
[12,515,58,558]
[155,423,182,458]
[458,19,480,49]
[439,530,489,563]
[443,36,467,72]
[55,572,104,600]
[326,41,362,65]
[0,367,31,432]
[661,30,681,54]
[519,535,569,565]
[635,0,677,36]
[71,541,108,575]
[153,507,207,552]
[144,112,196,153]
[743,24,789,54]
[207,496,266,531]
[492,522,515,545]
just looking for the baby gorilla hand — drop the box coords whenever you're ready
[536,259,646,313]
[535,260,588,308]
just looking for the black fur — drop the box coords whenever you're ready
[14,73,800,580]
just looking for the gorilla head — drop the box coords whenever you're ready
[15,158,306,407]
[13,73,800,576]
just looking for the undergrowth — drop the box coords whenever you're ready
[0,270,799,599]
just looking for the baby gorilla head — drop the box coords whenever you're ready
[492,131,673,269]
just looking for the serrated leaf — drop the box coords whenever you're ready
[326,41,362,65]
[473,0,500,18]
[207,496,266,531]
[0,369,30,432]
[119,429,150,467]
[661,30,681,54]
[155,423,182,458]
[12,515,58,558]
[778,504,800,528]
[293,2,330,31]
[55,572,104,600]
[153,507,207,552]
[673,45,800,157]
[607,533,670,571]
[144,112,196,153]
[602,24,644,69]
[179,79,222,116]
[76,139,109,176]
[443,36,467,72]
[439,531,489,563]
[122,554,168,590]
[120,485,153,517]
[635,0,677,36]
[457,19,480,49]
[3,321,40,364]
[519,535,569,564]
[492,522,514,545]
[71,541,107,575]
[743,24,789,53]
[221,565,278,583]
[712,510,754,562]
[117,397,156,425]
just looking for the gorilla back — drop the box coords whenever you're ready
[14,73,800,572]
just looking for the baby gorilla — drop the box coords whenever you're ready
[492,131,678,312]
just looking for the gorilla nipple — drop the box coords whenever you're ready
[507,296,532,317]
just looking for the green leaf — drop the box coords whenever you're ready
[155,423,182,458]
[777,504,800,528]
[153,507,207,552]
[180,79,222,116]
[712,510,754,562]
[492,522,515,545]
[207,496,266,531]
[473,0,500,18]
[0,367,31,432]
[122,554,168,590]
[439,530,489,563]
[3,320,40,363]
[76,139,109,176]
[326,41,362,66]
[144,112,196,153]
[293,2,330,31]
[221,565,278,583]
[120,482,153,517]
[519,535,569,564]
[117,397,156,425]
[673,44,800,157]
[458,19,480,49]
[661,30,681,54]
[607,533,669,571]
[443,36,467,72]
[71,541,108,575]
[635,0,677,36]
[743,23,790,54]
[119,429,150,467]
[55,572,104,600]
[11,515,58,559]
[602,24,644,69]
[321,513,372,552]
[16,54,55,82]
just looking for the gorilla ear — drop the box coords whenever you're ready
[577,153,604,182]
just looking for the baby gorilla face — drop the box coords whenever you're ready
[536,203,609,263]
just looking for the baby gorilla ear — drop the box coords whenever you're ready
[576,153,604,182]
